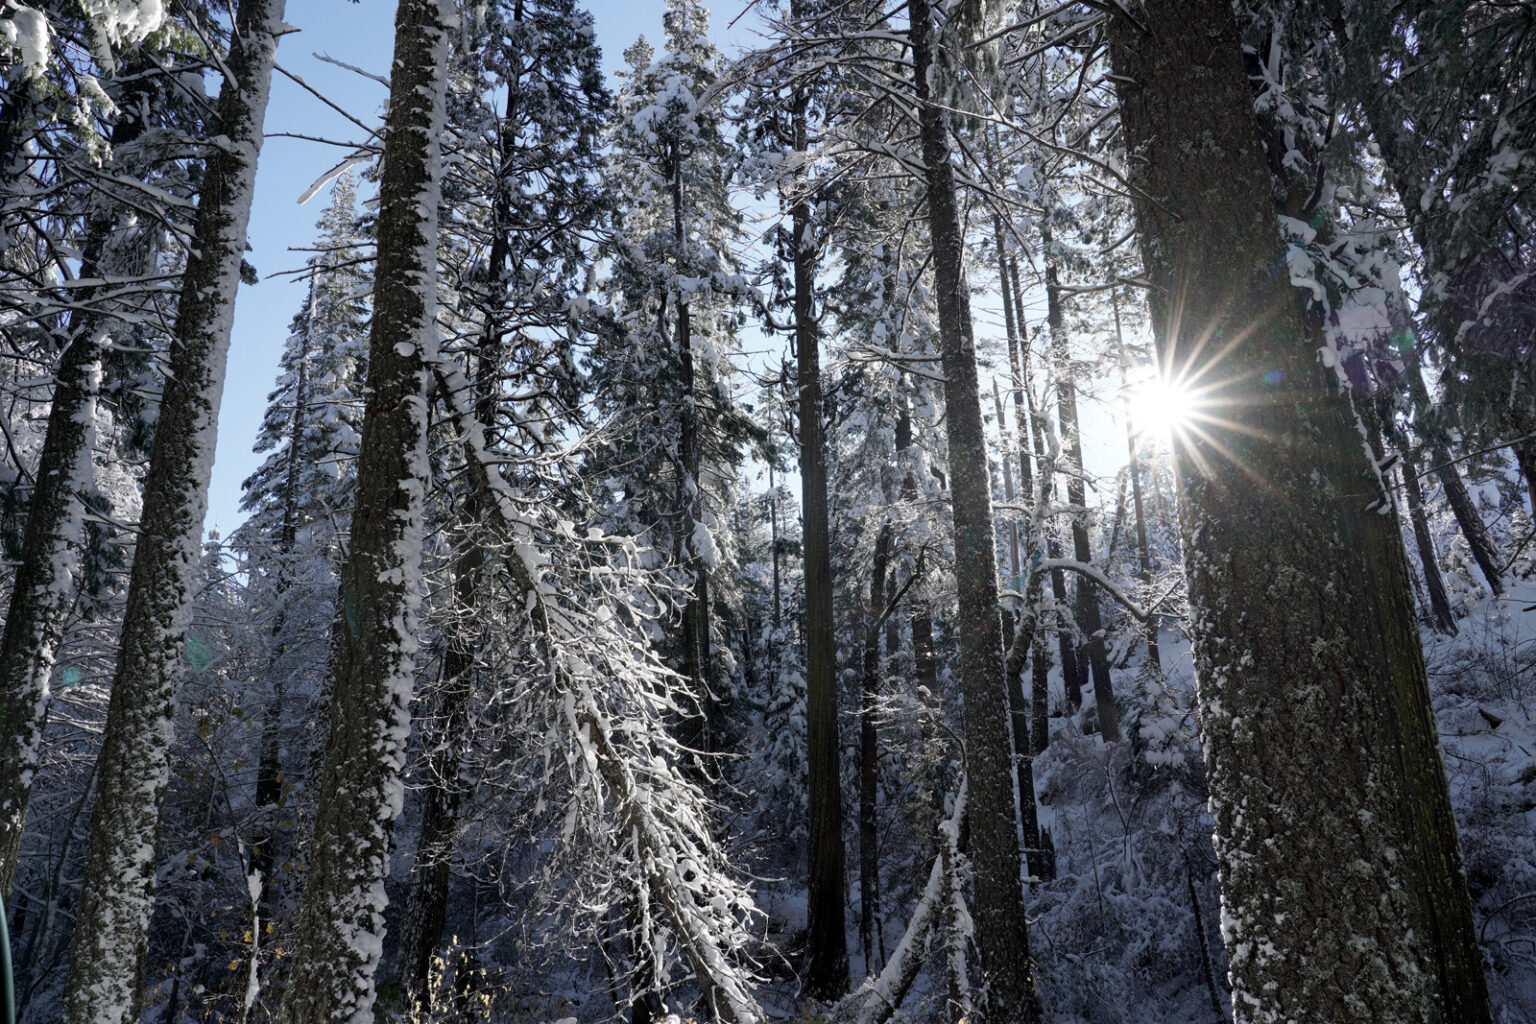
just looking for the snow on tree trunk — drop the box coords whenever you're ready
[276,1,450,1021]
[0,326,102,898]
[832,783,965,1024]
[425,344,765,1024]
[939,806,971,1024]
[0,69,159,896]
[58,2,284,1021]
[1107,3,1492,1021]
[907,3,1040,1023]
[577,695,761,1024]
[397,516,479,1008]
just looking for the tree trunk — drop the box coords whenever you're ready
[895,398,941,701]
[1401,458,1458,634]
[1002,576,1049,882]
[58,4,283,1021]
[859,524,889,972]
[671,136,716,753]
[1002,276,1054,754]
[0,73,156,896]
[1516,437,1536,518]
[1107,5,1492,1021]
[397,48,533,999]
[277,1,449,1020]
[1009,259,1080,714]
[796,76,848,996]
[1340,30,1509,596]
[248,285,313,931]
[0,70,40,244]
[988,314,1049,878]
[939,819,971,1024]
[829,784,965,1024]
[769,465,783,629]
[1403,367,1503,595]
[0,303,104,904]
[1114,292,1160,672]
[908,4,1039,1021]
[1043,231,1118,740]
[398,532,478,1008]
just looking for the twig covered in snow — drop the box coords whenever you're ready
[832,782,967,1024]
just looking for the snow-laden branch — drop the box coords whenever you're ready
[1000,557,1178,624]
[831,782,967,1024]
[428,354,764,1024]
[576,693,762,1024]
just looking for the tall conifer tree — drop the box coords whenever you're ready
[1107,2,1492,1020]
[278,1,452,1019]
[58,1,283,1019]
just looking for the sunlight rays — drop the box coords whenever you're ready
[1124,286,1294,490]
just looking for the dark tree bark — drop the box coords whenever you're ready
[1401,458,1458,634]
[1042,229,1119,740]
[278,1,450,1020]
[1107,3,1492,1021]
[795,70,848,994]
[0,70,157,896]
[908,3,1039,1021]
[859,524,890,971]
[1403,367,1504,596]
[58,4,284,1021]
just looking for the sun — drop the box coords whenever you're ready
[1128,373,1201,444]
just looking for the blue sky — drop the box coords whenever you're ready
[205,0,759,537]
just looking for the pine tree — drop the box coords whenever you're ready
[1322,0,1536,512]
[595,1,753,750]
[237,171,369,558]
[0,60,168,896]
[225,173,370,977]
[397,0,610,1003]
[58,1,283,1020]
[277,0,451,1020]
[907,2,1040,1020]
[1106,1,1492,1019]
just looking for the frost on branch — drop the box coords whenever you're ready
[430,353,764,1024]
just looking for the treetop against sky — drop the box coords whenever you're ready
[207,0,754,537]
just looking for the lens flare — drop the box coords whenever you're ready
[1129,374,1201,443]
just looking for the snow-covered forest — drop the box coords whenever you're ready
[1,0,1534,1022]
